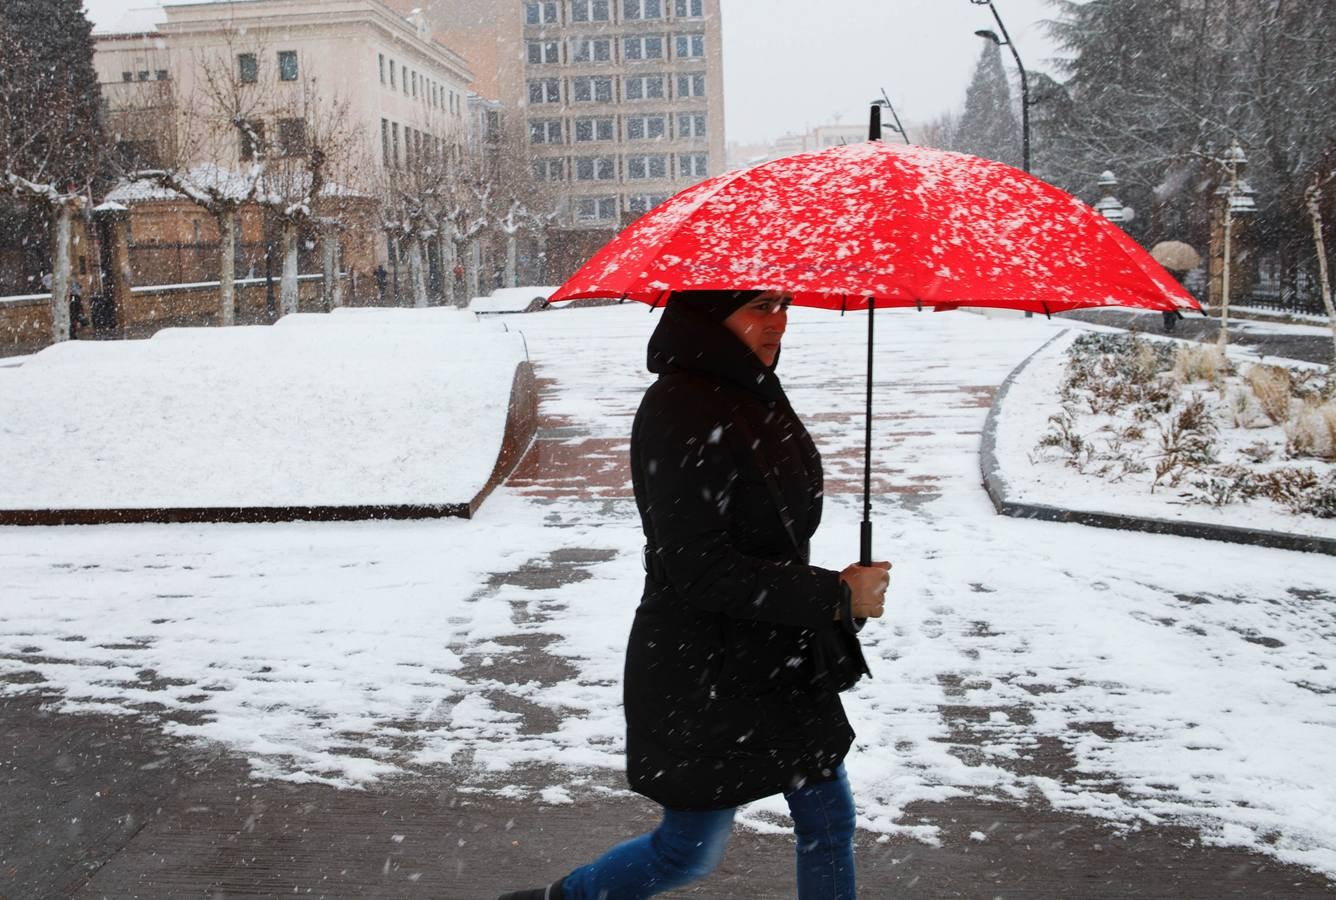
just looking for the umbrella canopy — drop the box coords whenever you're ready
[1150,240,1203,272]
[550,141,1200,315]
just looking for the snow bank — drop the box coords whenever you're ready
[0,307,526,510]
[468,286,558,314]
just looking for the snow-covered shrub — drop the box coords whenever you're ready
[1285,398,1336,460]
[1229,386,1273,429]
[1245,364,1295,425]
[1173,344,1231,387]
[1152,394,1218,489]
[1064,333,1176,418]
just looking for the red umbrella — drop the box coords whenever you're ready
[549,134,1201,565]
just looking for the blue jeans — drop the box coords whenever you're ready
[561,764,856,899]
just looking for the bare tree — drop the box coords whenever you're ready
[1304,166,1336,370]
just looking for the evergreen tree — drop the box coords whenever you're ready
[952,43,1021,168]
[0,0,104,190]
[0,0,105,331]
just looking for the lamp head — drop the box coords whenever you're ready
[974,28,1002,44]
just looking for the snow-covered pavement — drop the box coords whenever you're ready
[2,305,1334,879]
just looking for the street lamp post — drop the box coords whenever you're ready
[970,0,1031,174]
[1213,142,1257,349]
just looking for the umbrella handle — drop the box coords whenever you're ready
[860,520,873,567]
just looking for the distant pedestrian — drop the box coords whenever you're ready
[499,290,889,900]
[69,281,88,339]
[373,264,388,305]
[1162,309,1182,332]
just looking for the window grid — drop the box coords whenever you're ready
[570,36,612,62]
[571,76,614,103]
[575,156,617,181]
[625,114,667,140]
[624,73,666,101]
[674,33,704,58]
[575,117,616,142]
[528,79,561,104]
[627,153,669,180]
[623,34,665,60]
[529,119,565,144]
[571,0,611,21]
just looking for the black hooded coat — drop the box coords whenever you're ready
[624,299,864,811]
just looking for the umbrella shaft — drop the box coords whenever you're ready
[862,298,874,566]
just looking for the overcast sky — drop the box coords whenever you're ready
[721,0,1061,145]
[82,0,1063,146]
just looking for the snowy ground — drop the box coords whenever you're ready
[0,307,526,509]
[1,304,1334,879]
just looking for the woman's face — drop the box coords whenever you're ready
[722,292,791,367]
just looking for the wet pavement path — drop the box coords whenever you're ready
[2,306,1334,897]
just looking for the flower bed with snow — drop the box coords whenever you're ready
[994,329,1335,540]
[0,307,527,510]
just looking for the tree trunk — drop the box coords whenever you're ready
[219,207,237,326]
[320,225,337,312]
[331,241,345,309]
[1307,191,1336,371]
[440,234,457,307]
[50,202,73,343]
[465,238,479,302]
[281,221,300,316]
[505,233,518,288]
[535,230,548,285]
[408,235,428,308]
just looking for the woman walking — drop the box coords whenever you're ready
[501,290,890,900]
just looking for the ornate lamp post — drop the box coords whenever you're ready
[1212,142,1257,348]
[969,0,1031,173]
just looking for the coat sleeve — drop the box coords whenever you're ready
[634,385,842,631]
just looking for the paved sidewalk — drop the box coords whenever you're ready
[3,307,1334,898]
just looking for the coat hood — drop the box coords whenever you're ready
[646,296,786,404]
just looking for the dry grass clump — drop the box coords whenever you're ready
[1285,398,1336,460]
[1173,344,1231,386]
[1245,364,1295,425]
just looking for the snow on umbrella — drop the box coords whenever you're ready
[549,140,1201,564]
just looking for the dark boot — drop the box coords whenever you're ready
[497,880,565,900]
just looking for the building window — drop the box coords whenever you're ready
[675,72,705,98]
[278,118,307,157]
[623,35,665,61]
[571,75,613,103]
[529,119,564,144]
[674,33,704,58]
[674,0,703,17]
[575,195,618,222]
[570,36,611,62]
[623,0,663,20]
[411,71,418,97]
[237,53,258,84]
[527,40,560,64]
[278,50,298,81]
[628,193,668,215]
[155,69,169,80]
[391,122,400,166]
[389,59,396,88]
[533,158,565,182]
[121,71,133,82]
[525,1,559,24]
[381,118,389,163]
[528,79,561,104]
[238,120,265,161]
[137,70,150,81]
[676,111,706,138]
[574,117,615,142]
[378,53,385,83]
[625,114,667,140]
[571,0,610,21]
[574,156,616,181]
[678,152,708,177]
[624,74,665,101]
[627,153,668,180]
